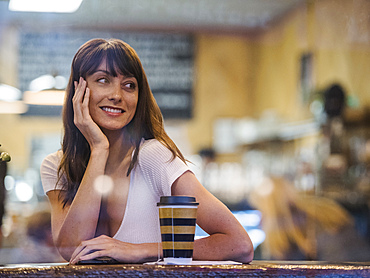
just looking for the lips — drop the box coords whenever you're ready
[101,106,124,114]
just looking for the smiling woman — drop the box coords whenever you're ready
[84,64,139,132]
[40,38,254,265]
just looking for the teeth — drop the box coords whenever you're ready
[102,107,123,113]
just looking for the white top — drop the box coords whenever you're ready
[40,139,190,243]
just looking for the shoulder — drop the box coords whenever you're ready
[140,139,168,151]
[136,138,187,171]
[40,150,62,172]
[138,139,173,161]
[40,150,64,193]
[40,150,63,182]
[135,139,190,196]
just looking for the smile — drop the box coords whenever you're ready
[101,107,124,113]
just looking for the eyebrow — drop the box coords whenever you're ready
[92,69,135,78]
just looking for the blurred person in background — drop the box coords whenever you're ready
[249,176,370,261]
[323,83,346,121]
[320,83,348,189]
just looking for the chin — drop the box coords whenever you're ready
[100,125,125,133]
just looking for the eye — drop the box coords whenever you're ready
[97,77,109,84]
[127,82,136,89]
[123,81,137,90]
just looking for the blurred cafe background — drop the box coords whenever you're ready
[1,0,370,264]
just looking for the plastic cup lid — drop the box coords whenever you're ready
[157,196,199,206]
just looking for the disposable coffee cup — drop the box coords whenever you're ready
[157,196,199,265]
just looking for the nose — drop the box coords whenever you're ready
[108,82,122,103]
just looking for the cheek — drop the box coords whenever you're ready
[128,95,138,111]
[88,96,94,110]
[87,94,99,113]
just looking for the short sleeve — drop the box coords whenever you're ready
[137,140,190,196]
[40,151,65,194]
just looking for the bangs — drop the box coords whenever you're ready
[106,45,137,77]
[82,41,140,79]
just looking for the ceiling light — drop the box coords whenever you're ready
[0,84,22,101]
[29,74,67,92]
[23,74,67,106]
[9,0,83,13]
[0,84,27,114]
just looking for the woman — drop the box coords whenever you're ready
[41,38,253,264]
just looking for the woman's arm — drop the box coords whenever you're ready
[68,235,160,264]
[66,167,254,264]
[172,171,254,263]
[47,148,108,261]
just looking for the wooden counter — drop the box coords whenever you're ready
[0,260,369,277]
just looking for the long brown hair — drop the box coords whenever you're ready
[58,38,186,207]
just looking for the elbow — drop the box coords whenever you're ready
[234,240,254,263]
[240,246,254,263]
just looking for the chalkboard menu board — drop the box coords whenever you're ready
[18,31,194,118]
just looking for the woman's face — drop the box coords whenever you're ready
[85,58,139,132]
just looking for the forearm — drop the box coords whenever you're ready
[193,233,254,263]
[135,242,163,263]
[55,149,108,259]
[68,237,163,264]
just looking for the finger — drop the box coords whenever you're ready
[70,236,108,261]
[70,243,87,264]
[70,243,108,264]
[75,238,117,263]
[70,245,97,264]
[81,87,91,119]
[73,78,86,120]
[78,250,108,263]
[73,77,86,102]
[70,237,96,263]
